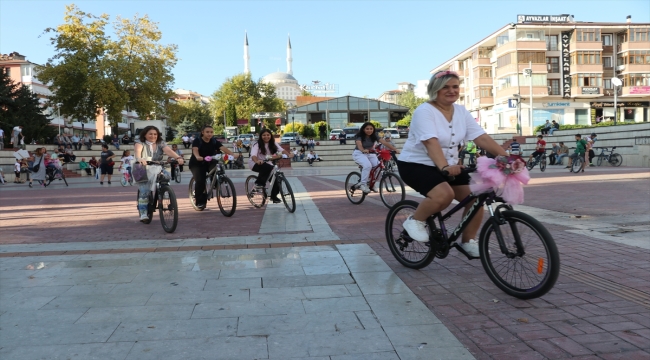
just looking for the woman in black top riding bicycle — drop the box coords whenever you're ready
[397,70,507,257]
[248,129,291,203]
[189,125,234,211]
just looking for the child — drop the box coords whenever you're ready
[120,150,134,180]
[14,158,22,183]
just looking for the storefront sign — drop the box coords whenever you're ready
[508,99,518,108]
[517,14,574,23]
[630,86,650,95]
[251,112,283,119]
[590,101,650,108]
[561,31,573,98]
[582,87,600,95]
[542,102,571,107]
[300,81,338,94]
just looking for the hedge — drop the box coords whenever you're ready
[534,121,639,134]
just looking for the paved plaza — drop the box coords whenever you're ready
[0,165,649,359]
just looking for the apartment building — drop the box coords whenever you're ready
[430,15,650,135]
[378,82,415,104]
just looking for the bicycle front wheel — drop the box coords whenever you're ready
[279,175,296,213]
[385,200,436,269]
[245,175,266,208]
[539,156,547,172]
[62,173,68,186]
[345,171,366,205]
[217,177,237,217]
[526,160,535,171]
[610,153,622,167]
[596,154,604,166]
[174,167,181,183]
[379,173,405,209]
[158,185,178,233]
[479,210,559,299]
[121,174,128,187]
[571,156,583,173]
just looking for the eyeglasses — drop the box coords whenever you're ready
[434,70,459,79]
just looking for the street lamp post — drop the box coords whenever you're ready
[513,94,522,136]
[611,77,622,125]
[524,63,533,134]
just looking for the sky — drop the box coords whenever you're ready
[1,0,648,100]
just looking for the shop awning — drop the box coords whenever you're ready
[275,118,282,126]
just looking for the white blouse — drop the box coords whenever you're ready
[398,102,485,167]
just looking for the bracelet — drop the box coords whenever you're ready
[441,165,450,171]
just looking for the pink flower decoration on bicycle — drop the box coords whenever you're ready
[469,156,530,205]
[204,156,212,162]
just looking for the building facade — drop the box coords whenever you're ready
[378,82,415,104]
[429,15,650,135]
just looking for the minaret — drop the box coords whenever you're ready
[244,32,250,74]
[286,35,293,75]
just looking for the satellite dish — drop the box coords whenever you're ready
[611,77,622,87]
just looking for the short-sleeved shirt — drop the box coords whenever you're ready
[509,141,521,154]
[248,142,278,169]
[189,137,223,168]
[398,103,485,167]
[354,136,375,151]
[536,139,546,150]
[575,139,588,154]
[100,150,114,165]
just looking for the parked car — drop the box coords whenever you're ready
[382,128,400,139]
[281,132,298,144]
[397,125,409,138]
[238,134,255,141]
[329,129,344,140]
[343,126,359,140]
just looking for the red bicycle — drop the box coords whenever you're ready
[345,149,405,209]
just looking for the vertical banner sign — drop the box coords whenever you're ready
[561,30,573,98]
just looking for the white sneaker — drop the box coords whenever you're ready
[403,216,429,242]
[358,184,370,193]
[139,213,149,221]
[460,239,480,257]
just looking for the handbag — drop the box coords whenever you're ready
[132,163,149,183]
[30,157,42,173]
[108,160,115,167]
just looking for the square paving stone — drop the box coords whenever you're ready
[393,345,475,360]
[0,295,56,312]
[268,328,394,358]
[301,285,352,299]
[41,293,152,309]
[0,322,120,346]
[0,308,88,327]
[303,264,350,275]
[146,289,249,305]
[302,296,371,313]
[262,273,354,288]
[237,311,363,336]
[365,293,441,326]
[354,310,382,329]
[219,265,305,278]
[344,256,392,273]
[125,336,268,360]
[352,272,411,295]
[383,324,465,348]
[108,318,238,341]
[250,287,305,301]
[192,299,305,319]
[110,278,207,294]
[336,244,378,257]
[330,352,400,360]
[0,342,135,360]
[75,304,195,323]
[203,277,261,291]
[60,284,117,296]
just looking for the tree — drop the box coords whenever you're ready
[38,4,178,128]
[395,91,426,128]
[369,120,382,129]
[300,89,314,96]
[284,123,303,134]
[210,73,285,125]
[0,70,55,145]
[300,124,317,138]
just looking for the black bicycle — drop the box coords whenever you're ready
[595,147,622,167]
[245,158,296,213]
[137,160,178,233]
[43,166,68,187]
[526,152,547,172]
[385,168,559,299]
[189,155,237,217]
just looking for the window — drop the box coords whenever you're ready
[474,87,493,98]
[548,79,560,95]
[497,53,513,68]
[519,74,547,86]
[575,109,590,125]
[570,51,602,65]
[602,34,612,46]
[571,73,602,87]
[547,57,560,73]
[474,67,492,78]
[603,56,612,68]
[603,79,612,89]
[516,30,545,41]
[497,75,517,90]
[630,28,650,42]
[546,35,558,51]
[518,52,546,64]
[575,28,601,42]
[4,67,9,77]
[623,73,650,86]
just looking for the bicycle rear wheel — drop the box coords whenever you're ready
[526,159,535,171]
[279,175,296,213]
[188,177,207,211]
[571,156,583,173]
[345,171,366,205]
[158,185,178,233]
[379,173,405,209]
[216,177,237,217]
[245,175,266,208]
[539,155,547,172]
[385,200,436,269]
[174,167,181,183]
[479,210,559,299]
[61,173,68,186]
[137,189,154,224]
[609,153,622,167]
[596,154,604,166]
[121,174,128,186]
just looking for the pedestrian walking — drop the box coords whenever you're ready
[99,144,116,185]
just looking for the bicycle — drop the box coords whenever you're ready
[189,155,237,217]
[137,160,178,233]
[526,152,547,172]
[43,166,68,187]
[172,163,181,183]
[245,157,296,213]
[345,149,405,209]
[570,153,585,173]
[595,147,622,167]
[380,149,398,173]
[385,167,560,299]
[120,166,133,186]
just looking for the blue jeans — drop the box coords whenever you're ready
[549,128,557,135]
[556,153,567,165]
[113,141,120,150]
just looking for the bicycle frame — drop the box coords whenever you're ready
[264,163,282,198]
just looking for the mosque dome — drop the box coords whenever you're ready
[262,72,298,84]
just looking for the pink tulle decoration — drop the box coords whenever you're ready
[204,156,212,162]
[469,155,530,205]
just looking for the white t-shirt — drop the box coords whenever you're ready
[0,129,4,137]
[15,161,20,172]
[182,136,189,142]
[398,103,485,167]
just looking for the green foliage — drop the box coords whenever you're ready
[300,124,317,138]
[533,121,637,134]
[300,89,314,96]
[103,135,112,143]
[396,116,411,127]
[174,118,197,135]
[263,118,278,133]
[369,120,382,129]
[313,121,330,134]
[38,4,178,126]
[0,71,55,144]
[167,137,182,145]
[395,92,426,129]
[210,73,285,124]
[284,123,303,134]
[239,124,251,135]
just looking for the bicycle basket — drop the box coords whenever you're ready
[378,150,392,161]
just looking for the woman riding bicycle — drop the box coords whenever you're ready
[352,122,399,193]
[134,126,185,221]
[188,125,234,211]
[249,129,291,204]
[397,70,507,256]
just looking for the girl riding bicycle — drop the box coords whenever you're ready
[352,122,399,193]
[249,129,291,204]
[120,150,134,182]
[397,70,507,256]
[134,126,185,221]
[188,125,234,211]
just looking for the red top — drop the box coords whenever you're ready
[536,139,546,150]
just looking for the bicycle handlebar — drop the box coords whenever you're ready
[442,164,477,181]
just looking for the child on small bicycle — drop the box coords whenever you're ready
[249,129,291,204]
[120,150,134,181]
[352,122,399,194]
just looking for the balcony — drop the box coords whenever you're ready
[621,85,650,97]
[473,58,492,66]
[569,64,603,73]
[495,86,548,102]
[620,64,650,74]
[495,40,547,57]
[479,97,494,106]
[619,41,650,52]
[572,41,603,51]
[474,78,493,86]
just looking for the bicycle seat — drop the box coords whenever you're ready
[611,146,616,150]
